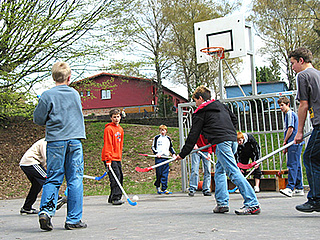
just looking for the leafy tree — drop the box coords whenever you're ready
[256,59,281,82]
[157,93,174,117]
[250,0,319,90]
[0,0,134,122]
[161,0,242,100]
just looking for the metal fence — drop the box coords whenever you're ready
[178,91,312,192]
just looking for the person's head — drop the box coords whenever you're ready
[159,125,167,136]
[192,85,211,107]
[237,132,245,145]
[288,47,313,73]
[51,62,71,84]
[109,108,121,125]
[277,96,290,113]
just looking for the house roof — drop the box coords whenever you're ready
[72,72,188,101]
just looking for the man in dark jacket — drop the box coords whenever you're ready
[176,85,260,215]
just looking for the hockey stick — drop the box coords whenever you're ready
[229,132,311,193]
[83,171,107,181]
[237,132,311,170]
[139,154,171,158]
[135,144,212,172]
[109,165,137,206]
[197,151,215,165]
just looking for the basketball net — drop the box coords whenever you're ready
[200,47,225,73]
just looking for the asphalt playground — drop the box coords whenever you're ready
[1,191,320,240]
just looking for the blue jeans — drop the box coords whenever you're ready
[154,158,169,191]
[286,144,303,190]
[303,126,320,201]
[39,140,84,224]
[214,141,259,207]
[189,151,211,193]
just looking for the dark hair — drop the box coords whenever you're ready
[288,47,313,63]
[277,96,290,105]
[109,108,121,117]
[192,85,211,101]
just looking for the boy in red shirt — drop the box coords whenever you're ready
[101,109,124,205]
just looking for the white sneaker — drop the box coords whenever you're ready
[235,188,240,193]
[280,188,293,197]
[254,186,260,193]
[293,189,304,196]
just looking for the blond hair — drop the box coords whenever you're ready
[159,125,167,131]
[51,62,71,83]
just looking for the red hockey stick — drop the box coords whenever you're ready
[237,132,311,170]
[135,144,212,172]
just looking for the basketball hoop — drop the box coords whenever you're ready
[200,47,225,60]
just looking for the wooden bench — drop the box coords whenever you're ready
[210,169,289,192]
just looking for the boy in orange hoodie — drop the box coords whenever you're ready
[101,109,124,205]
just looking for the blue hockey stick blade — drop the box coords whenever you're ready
[95,172,107,181]
[127,198,137,206]
[228,187,238,193]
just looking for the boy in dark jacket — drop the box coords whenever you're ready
[175,85,260,215]
[235,132,262,193]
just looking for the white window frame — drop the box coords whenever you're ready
[101,89,111,99]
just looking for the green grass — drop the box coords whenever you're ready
[81,122,181,196]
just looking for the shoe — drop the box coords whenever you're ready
[20,208,39,215]
[39,213,53,231]
[157,187,162,194]
[235,188,240,194]
[56,196,67,210]
[188,192,195,197]
[65,220,87,230]
[296,200,320,213]
[235,205,261,215]
[254,186,260,193]
[213,205,229,213]
[163,190,172,194]
[112,199,124,205]
[203,191,212,196]
[293,189,304,196]
[280,188,293,197]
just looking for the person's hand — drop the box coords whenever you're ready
[156,154,161,158]
[106,162,111,168]
[176,155,182,161]
[172,154,177,159]
[240,169,244,173]
[294,132,303,144]
[254,164,259,169]
[207,154,211,160]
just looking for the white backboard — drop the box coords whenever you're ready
[194,14,247,64]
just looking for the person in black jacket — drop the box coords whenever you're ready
[235,132,262,193]
[175,85,260,215]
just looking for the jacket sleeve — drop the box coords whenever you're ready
[168,137,176,155]
[250,135,260,161]
[179,114,204,159]
[151,136,158,154]
[33,98,50,126]
[102,127,113,163]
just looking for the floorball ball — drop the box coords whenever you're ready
[132,195,139,201]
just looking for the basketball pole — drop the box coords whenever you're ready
[218,59,224,99]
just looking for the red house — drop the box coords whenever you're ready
[71,72,188,116]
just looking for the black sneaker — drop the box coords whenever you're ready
[39,213,53,231]
[20,208,39,215]
[112,199,124,205]
[65,220,87,230]
[213,205,229,213]
[56,196,67,210]
[296,200,320,213]
[203,191,212,196]
[235,205,261,215]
